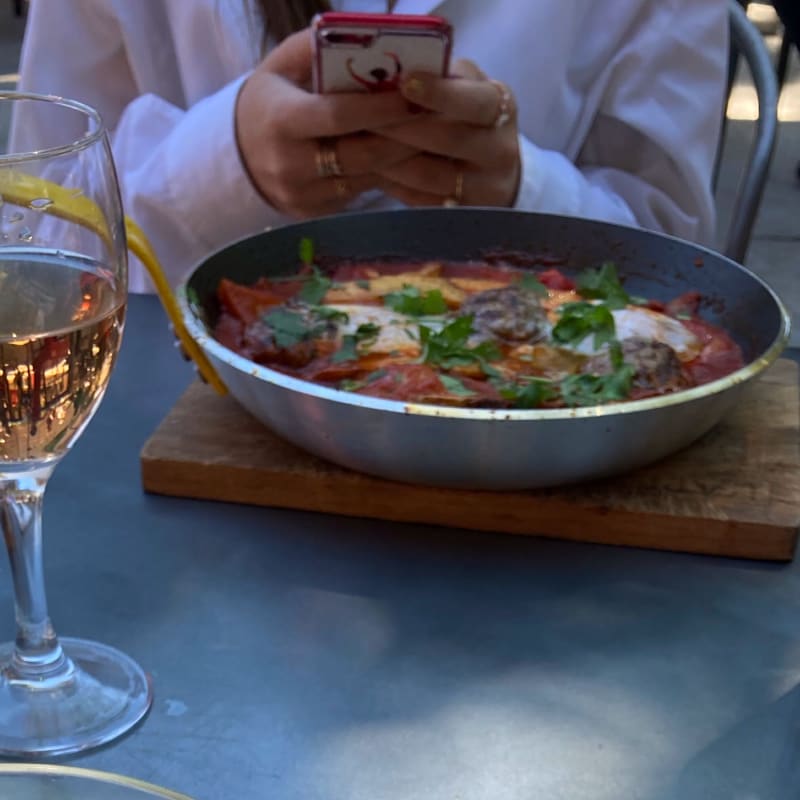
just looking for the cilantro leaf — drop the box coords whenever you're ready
[576,262,630,309]
[418,316,502,374]
[263,308,315,348]
[299,237,314,266]
[365,368,389,383]
[354,322,380,346]
[298,265,332,305]
[307,305,349,324]
[558,365,635,407]
[333,337,359,363]
[609,340,624,369]
[384,285,448,316]
[439,374,475,397]
[552,302,616,349]
[518,272,548,297]
[331,322,382,363]
[496,376,557,409]
[263,303,345,349]
[338,369,389,393]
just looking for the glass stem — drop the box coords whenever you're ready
[0,465,70,681]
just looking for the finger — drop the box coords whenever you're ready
[374,118,497,164]
[449,58,486,81]
[374,154,462,200]
[374,177,447,209]
[282,174,381,218]
[400,71,510,127]
[284,92,431,138]
[317,174,376,204]
[296,135,417,183]
[334,134,418,177]
[304,175,385,217]
[262,29,315,86]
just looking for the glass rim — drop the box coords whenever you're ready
[0,763,193,799]
[0,90,105,165]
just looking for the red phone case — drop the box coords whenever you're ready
[312,12,453,94]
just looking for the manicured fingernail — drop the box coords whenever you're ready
[402,77,426,99]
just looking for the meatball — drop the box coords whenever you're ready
[584,337,689,393]
[459,285,548,343]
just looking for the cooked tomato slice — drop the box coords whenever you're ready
[358,364,502,406]
[303,352,405,383]
[537,268,576,291]
[217,279,288,324]
[681,318,744,385]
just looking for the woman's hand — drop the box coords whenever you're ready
[370,60,521,208]
[235,30,423,218]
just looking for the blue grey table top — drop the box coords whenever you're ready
[2,294,799,800]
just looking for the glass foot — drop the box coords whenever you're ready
[0,637,152,758]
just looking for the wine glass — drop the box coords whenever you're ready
[0,91,152,756]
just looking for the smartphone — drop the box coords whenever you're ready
[312,12,452,94]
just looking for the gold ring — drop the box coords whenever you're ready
[315,139,343,178]
[489,79,513,128]
[334,178,349,198]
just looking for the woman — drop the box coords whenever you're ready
[12,0,728,291]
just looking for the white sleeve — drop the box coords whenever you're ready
[13,0,287,293]
[512,0,727,247]
[110,83,280,293]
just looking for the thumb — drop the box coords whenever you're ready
[261,28,314,86]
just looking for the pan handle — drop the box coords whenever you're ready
[0,169,227,395]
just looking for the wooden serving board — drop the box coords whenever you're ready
[141,359,800,561]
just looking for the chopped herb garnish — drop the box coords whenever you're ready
[299,237,314,266]
[384,285,448,316]
[609,340,624,369]
[576,262,630,309]
[559,365,635,407]
[552,302,616,349]
[355,322,380,345]
[338,369,388,393]
[333,337,359,363]
[518,272,548,297]
[262,303,345,349]
[298,265,332,305]
[332,322,382,363]
[496,377,557,409]
[493,362,634,409]
[439,374,475,397]
[307,305,349,323]
[366,368,388,383]
[418,316,502,374]
[263,308,315,348]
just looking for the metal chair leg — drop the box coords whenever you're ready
[776,30,793,88]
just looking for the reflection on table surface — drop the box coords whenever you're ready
[3,294,799,800]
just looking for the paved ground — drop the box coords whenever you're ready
[1,3,797,344]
